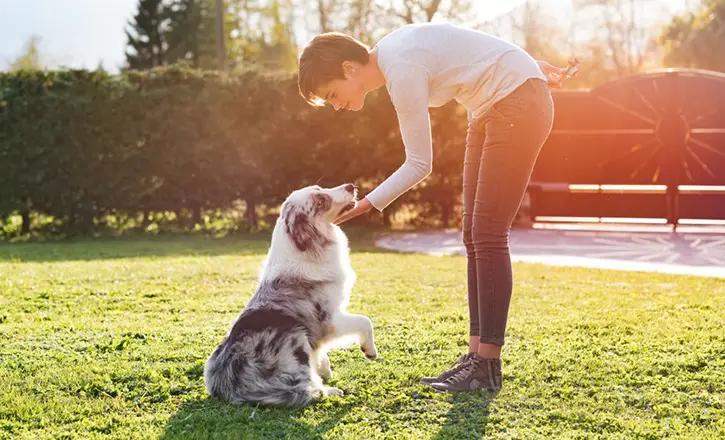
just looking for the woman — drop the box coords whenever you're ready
[297,22,575,392]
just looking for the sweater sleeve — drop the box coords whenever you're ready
[366,63,433,211]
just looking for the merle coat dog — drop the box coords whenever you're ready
[204,184,378,407]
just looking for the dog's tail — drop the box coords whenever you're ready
[204,343,321,407]
[230,379,323,407]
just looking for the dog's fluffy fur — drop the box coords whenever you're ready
[204,184,378,407]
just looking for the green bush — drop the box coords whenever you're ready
[0,65,467,236]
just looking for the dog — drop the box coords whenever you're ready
[204,183,378,407]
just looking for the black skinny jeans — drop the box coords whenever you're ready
[462,78,554,346]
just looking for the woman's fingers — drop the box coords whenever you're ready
[333,210,356,225]
[333,197,372,225]
[543,58,580,87]
[538,60,567,87]
[564,57,580,79]
[546,70,563,87]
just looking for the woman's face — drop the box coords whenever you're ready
[315,62,367,111]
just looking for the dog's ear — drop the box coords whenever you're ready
[285,208,321,252]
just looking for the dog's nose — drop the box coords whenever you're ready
[344,184,356,193]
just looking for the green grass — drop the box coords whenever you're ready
[0,233,723,439]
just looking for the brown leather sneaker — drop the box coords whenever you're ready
[419,352,476,385]
[430,354,502,392]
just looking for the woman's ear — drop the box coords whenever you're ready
[342,60,357,79]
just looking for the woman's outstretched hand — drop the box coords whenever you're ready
[334,197,373,225]
[537,58,580,88]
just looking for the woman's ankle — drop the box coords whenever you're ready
[468,335,480,353]
[477,342,502,359]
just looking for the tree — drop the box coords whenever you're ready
[125,0,168,69]
[660,0,725,72]
[225,0,298,71]
[164,0,223,69]
[384,0,471,24]
[125,0,232,70]
[573,0,662,77]
[508,1,567,62]
[9,35,43,71]
[304,0,473,44]
[258,0,298,70]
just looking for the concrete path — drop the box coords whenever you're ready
[374,227,725,278]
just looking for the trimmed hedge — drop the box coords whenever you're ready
[0,65,468,235]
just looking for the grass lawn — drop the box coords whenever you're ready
[0,232,723,439]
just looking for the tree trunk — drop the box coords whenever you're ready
[141,210,151,228]
[77,211,94,235]
[173,209,184,228]
[245,199,258,229]
[192,205,202,226]
[215,0,226,70]
[20,209,31,235]
[383,210,393,227]
[441,202,452,228]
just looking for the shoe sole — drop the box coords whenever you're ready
[430,383,500,393]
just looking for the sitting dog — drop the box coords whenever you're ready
[204,184,378,407]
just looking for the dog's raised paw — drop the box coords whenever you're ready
[361,346,378,360]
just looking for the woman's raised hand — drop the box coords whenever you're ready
[537,58,580,88]
[333,197,373,225]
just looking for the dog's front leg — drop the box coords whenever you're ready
[311,350,333,381]
[331,312,378,360]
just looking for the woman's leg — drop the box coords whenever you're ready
[462,116,486,353]
[431,79,553,393]
[471,79,554,357]
[419,143,484,386]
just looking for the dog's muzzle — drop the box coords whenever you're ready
[337,199,357,216]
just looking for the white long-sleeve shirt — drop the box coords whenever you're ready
[365,22,547,211]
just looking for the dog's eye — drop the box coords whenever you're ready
[315,198,325,208]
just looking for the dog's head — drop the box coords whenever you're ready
[279,184,358,253]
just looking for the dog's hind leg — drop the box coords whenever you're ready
[330,312,378,360]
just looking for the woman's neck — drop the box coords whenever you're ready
[364,48,387,93]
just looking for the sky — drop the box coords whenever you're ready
[0,0,139,72]
[0,0,693,73]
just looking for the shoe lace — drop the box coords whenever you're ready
[444,357,470,375]
[444,357,480,383]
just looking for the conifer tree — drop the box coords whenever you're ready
[125,0,168,69]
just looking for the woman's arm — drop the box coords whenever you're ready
[365,63,433,208]
[335,63,433,226]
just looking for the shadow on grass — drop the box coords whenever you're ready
[431,391,496,440]
[0,227,397,263]
[159,396,353,440]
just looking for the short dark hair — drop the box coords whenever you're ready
[298,32,370,106]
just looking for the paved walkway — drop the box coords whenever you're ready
[374,227,725,278]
